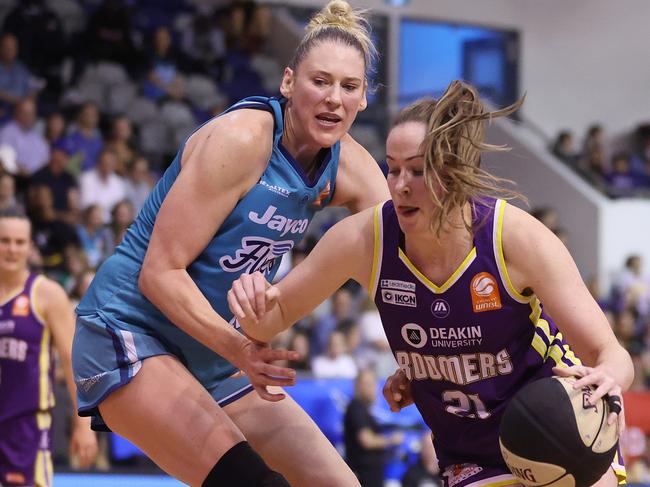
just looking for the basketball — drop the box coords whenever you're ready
[499,376,619,487]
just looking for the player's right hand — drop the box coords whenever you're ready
[228,271,281,342]
[236,339,299,402]
[383,368,413,412]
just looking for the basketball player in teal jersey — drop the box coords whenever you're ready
[71,2,389,486]
[228,81,633,487]
[0,210,97,487]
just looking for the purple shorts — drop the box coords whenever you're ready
[0,412,52,487]
[441,455,626,487]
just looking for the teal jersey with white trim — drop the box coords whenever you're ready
[77,96,339,383]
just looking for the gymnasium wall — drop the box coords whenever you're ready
[268,0,650,139]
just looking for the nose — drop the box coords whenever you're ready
[394,170,410,195]
[326,84,342,106]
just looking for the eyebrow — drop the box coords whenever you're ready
[310,70,363,83]
[385,154,425,161]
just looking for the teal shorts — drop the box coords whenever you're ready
[72,312,253,431]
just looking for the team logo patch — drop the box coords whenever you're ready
[444,463,484,487]
[382,289,417,307]
[431,299,450,318]
[470,272,502,313]
[401,323,426,348]
[11,295,30,317]
[219,237,294,274]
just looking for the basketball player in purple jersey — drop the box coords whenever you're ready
[0,210,97,487]
[227,81,633,486]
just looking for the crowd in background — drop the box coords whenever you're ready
[0,0,648,484]
[550,123,650,198]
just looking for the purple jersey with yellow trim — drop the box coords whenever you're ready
[371,199,580,469]
[0,274,54,423]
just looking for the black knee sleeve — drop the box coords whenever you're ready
[201,441,290,487]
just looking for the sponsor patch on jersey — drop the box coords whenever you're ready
[0,319,15,334]
[380,279,416,292]
[312,181,331,207]
[470,272,502,313]
[6,472,27,485]
[258,179,291,198]
[401,323,427,348]
[381,289,416,307]
[444,464,484,487]
[430,299,451,318]
[11,295,30,317]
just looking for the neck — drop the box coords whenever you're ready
[404,204,473,268]
[0,268,29,293]
[282,104,320,167]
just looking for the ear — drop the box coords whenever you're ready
[358,80,368,112]
[280,67,295,99]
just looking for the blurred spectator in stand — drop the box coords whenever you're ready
[180,9,226,78]
[287,331,311,373]
[142,26,185,103]
[79,147,127,222]
[551,130,579,166]
[29,139,78,221]
[613,255,650,317]
[82,0,138,73]
[26,184,79,274]
[76,204,109,269]
[0,97,49,176]
[124,155,154,214]
[0,173,23,213]
[344,369,403,487]
[59,243,90,295]
[61,101,104,173]
[2,0,67,108]
[356,297,395,377]
[105,114,135,175]
[0,33,38,120]
[102,198,134,255]
[44,112,66,145]
[312,330,358,379]
[607,152,635,198]
[311,286,356,357]
[530,207,559,233]
[401,432,441,487]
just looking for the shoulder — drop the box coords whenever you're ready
[33,275,69,314]
[182,108,275,169]
[338,133,374,167]
[501,202,551,253]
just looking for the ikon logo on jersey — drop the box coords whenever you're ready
[470,272,502,313]
[401,323,426,348]
[381,289,416,307]
[12,295,30,317]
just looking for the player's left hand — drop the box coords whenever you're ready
[553,365,625,433]
[69,418,98,469]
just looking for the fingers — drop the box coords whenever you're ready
[253,384,286,402]
[228,281,258,324]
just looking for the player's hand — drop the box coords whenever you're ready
[228,271,282,342]
[69,418,98,469]
[236,339,300,402]
[383,369,413,412]
[553,365,625,433]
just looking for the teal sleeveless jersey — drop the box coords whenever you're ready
[76,96,340,386]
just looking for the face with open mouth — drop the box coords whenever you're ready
[281,40,367,152]
[386,121,438,236]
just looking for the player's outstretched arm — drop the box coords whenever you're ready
[228,207,376,343]
[501,204,633,428]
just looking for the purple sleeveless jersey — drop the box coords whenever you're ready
[371,199,580,469]
[0,273,54,423]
